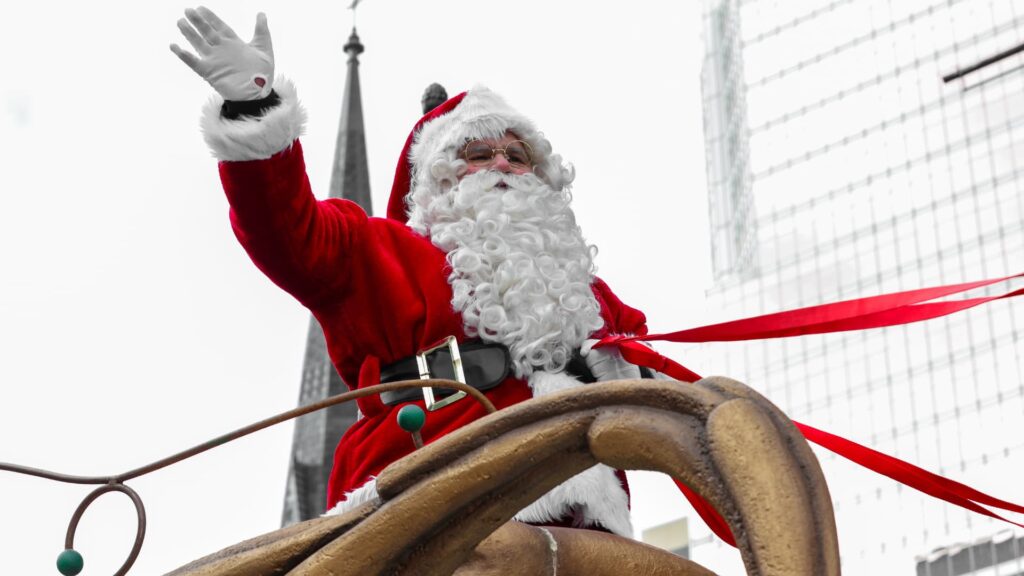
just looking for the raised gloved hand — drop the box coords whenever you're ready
[580,339,642,382]
[170,7,274,101]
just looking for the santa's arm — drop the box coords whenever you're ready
[215,120,366,307]
[172,7,363,306]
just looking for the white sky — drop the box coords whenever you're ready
[0,1,713,573]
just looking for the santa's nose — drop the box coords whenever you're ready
[489,152,515,173]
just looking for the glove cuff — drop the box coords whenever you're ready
[201,76,306,161]
[221,91,281,120]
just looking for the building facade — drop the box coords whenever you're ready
[696,0,1024,572]
[642,518,691,559]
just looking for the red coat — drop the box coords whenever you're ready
[218,140,648,509]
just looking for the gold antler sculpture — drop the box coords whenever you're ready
[168,377,840,576]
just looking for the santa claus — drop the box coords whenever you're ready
[173,7,651,537]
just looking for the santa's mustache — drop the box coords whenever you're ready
[447,170,572,217]
[458,169,537,191]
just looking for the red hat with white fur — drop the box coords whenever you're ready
[386,87,570,224]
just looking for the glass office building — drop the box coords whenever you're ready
[696,0,1024,572]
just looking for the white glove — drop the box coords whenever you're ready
[580,339,642,382]
[170,7,274,101]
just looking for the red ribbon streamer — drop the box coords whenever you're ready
[603,272,1023,345]
[598,273,1024,546]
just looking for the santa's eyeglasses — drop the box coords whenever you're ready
[460,140,534,168]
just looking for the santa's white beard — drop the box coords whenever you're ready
[417,170,605,378]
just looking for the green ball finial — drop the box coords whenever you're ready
[56,549,84,576]
[396,404,426,433]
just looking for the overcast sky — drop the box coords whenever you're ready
[0,1,712,573]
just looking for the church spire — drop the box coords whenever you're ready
[328,27,371,208]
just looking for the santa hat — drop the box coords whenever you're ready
[386,87,569,224]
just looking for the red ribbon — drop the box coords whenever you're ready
[596,273,1024,545]
[604,272,1024,345]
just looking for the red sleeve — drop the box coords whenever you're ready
[590,276,648,337]
[218,140,365,307]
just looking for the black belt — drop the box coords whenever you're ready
[378,339,650,408]
[379,340,512,406]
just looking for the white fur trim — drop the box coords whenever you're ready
[323,476,379,516]
[514,463,634,538]
[410,86,541,171]
[404,86,575,216]
[200,77,306,161]
[528,370,586,397]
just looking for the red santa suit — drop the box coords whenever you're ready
[200,80,645,537]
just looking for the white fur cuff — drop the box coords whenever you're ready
[324,476,379,517]
[528,370,585,397]
[514,464,634,538]
[200,77,306,161]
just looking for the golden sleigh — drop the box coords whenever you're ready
[166,376,840,576]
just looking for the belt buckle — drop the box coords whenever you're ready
[415,336,468,411]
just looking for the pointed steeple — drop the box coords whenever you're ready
[281,26,371,527]
[329,28,371,207]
